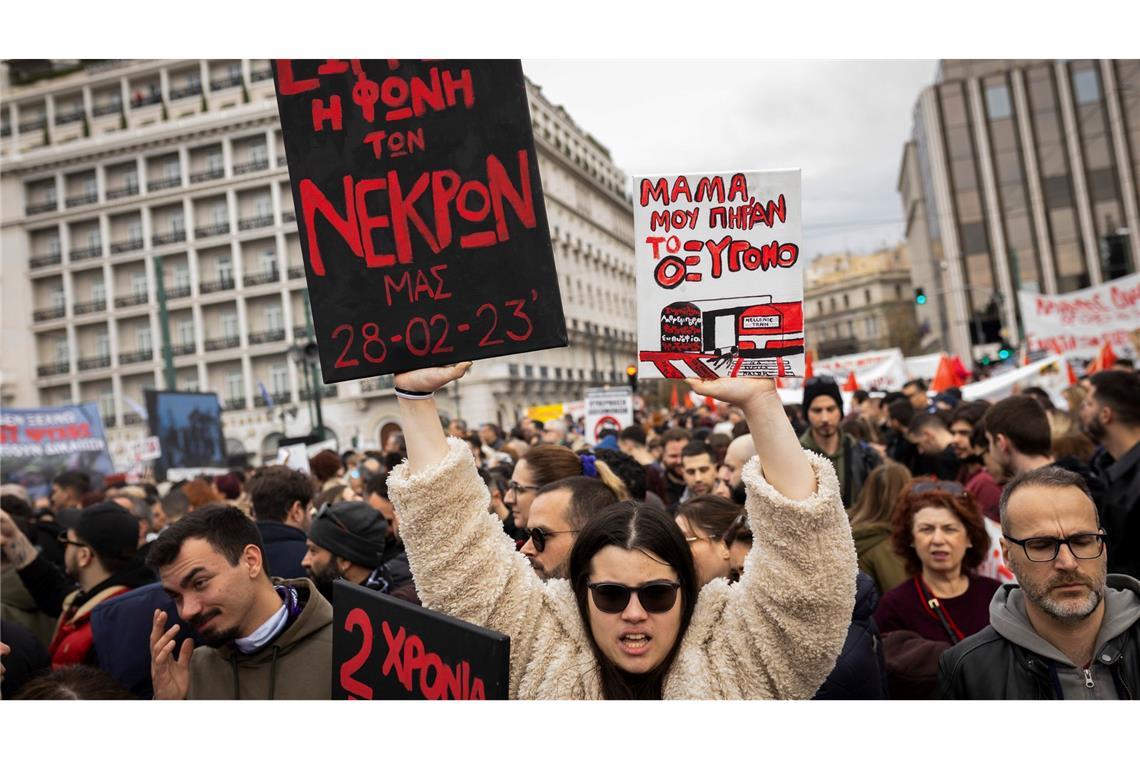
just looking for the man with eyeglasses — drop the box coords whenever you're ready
[521,477,618,580]
[939,467,1140,699]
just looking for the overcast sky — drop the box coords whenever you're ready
[521,59,938,260]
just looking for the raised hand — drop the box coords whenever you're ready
[150,609,194,700]
[0,510,37,570]
[393,362,473,394]
[685,375,777,411]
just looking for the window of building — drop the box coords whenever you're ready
[218,256,232,282]
[55,337,69,363]
[125,169,138,192]
[270,363,288,393]
[164,157,180,179]
[262,249,277,274]
[226,371,243,401]
[207,152,224,172]
[985,83,1012,119]
[212,203,228,226]
[48,238,61,255]
[172,264,190,290]
[863,288,871,304]
[251,143,268,164]
[179,320,194,345]
[99,394,115,420]
[1072,67,1101,105]
[960,222,990,254]
[51,287,65,309]
[183,376,200,392]
[95,332,110,359]
[265,304,283,332]
[222,312,239,338]
[170,209,184,232]
[91,280,106,303]
[843,294,850,308]
[137,326,152,352]
[255,195,272,218]
[87,229,101,248]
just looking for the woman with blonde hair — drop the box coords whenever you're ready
[847,462,912,597]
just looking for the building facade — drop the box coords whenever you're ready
[899,59,1140,359]
[804,246,920,359]
[0,60,636,468]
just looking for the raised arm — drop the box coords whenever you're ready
[393,362,472,474]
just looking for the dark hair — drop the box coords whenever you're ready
[841,418,877,444]
[998,466,1097,534]
[15,665,134,700]
[592,449,647,501]
[659,428,693,446]
[160,488,190,523]
[1020,386,1056,411]
[680,440,712,460]
[908,412,948,436]
[981,396,1051,457]
[950,400,991,429]
[619,425,647,447]
[309,450,342,483]
[214,472,242,500]
[1089,370,1140,426]
[676,494,744,546]
[888,399,915,426]
[537,476,621,530]
[882,391,906,407]
[247,465,314,522]
[848,462,913,528]
[723,513,752,546]
[852,389,870,404]
[147,505,264,572]
[890,481,989,577]
[520,445,583,486]
[568,503,698,700]
[903,379,928,393]
[52,470,90,496]
[1,494,35,540]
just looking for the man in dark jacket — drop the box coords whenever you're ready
[303,500,418,604]
[814,572,888,699]
[148,506,332,699]
[908,413,961,482]
[249,464,313,580]
[798,378,881,508]
[939,467,1140,699]
[1080,370,1140,579]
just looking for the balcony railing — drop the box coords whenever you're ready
[199,277,235,294]
[171,342,196,356]
[123,412,143,425]
[244,269,279,286]
[233,158,269,175]
[251,68,273,82]
[70,244,102,261]
[281,210,296,223]
[55,110,85,125]
[131,93,162,108]
[248,328,286,345]
[301,385,338,400]
[288,265,305,279]
[33,306,66,321]
[73,300,106,315]
[210,74,243,91]
[190,166,224,183]
[118,349,153,364]
[1,124,11,137]
[26,200,58,215]
[111,237,144,254]
[65,193,99,208]
[92,102,121,117]
[29,253,62,269]
[222,397,247,411]
[37,361,70,377]
[238,215,273,231]
[205,335,241,351]
[19,116,47,131]
[148,176,182,192]
[152,229,186,246]
[105,184,139,200]
[255,391,293,407]
[114,293,148,307]
[360,376,395,393]
[292,324,313,338]
[165,285,191,299]
[78,355,111,370]
[194,222,230,239]
[277,155,288,167]
[169,82,202,100]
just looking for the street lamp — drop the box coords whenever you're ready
[288,340,324,437]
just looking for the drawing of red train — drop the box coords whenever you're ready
[642,295,804,378]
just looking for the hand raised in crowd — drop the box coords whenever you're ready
[393,361,473,394]
[394,362,473,475]
[685,375,777,411]
[150,609,194,700]
[0,510,38,570]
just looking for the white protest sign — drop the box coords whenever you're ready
[275,443,311,474]
[585,388,633,445]
[961,354,1075,409]
[813,348,909,390]
[904,352,944,381]
[306,439,338,457]
[129,436,162,462]
[1018,272,1140,360]
[634,169,804,379]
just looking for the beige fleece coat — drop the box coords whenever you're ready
[387,438,857,699]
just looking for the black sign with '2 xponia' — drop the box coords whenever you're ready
[273,59,567,382]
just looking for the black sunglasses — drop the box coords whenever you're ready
[526,526,577,553]
[586,580,682,614]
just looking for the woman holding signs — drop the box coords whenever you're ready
[387,363,857,699]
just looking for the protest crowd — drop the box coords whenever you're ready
[2,359,1139,701]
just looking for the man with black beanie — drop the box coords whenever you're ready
[798,377,881,507]
[0,502,153,668]
[303,501,418,604]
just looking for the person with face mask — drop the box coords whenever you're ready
[302,501,418,604]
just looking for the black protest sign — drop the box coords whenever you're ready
[332,580,510,700]
[273,60,567,382]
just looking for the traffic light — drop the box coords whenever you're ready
[914,287,927,306]
[626,364,638,391]
[997,346,1012,361]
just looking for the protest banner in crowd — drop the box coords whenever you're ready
[525,403,565,424]
[273,59,567,382]
[634,169,804,379]
[1018,272,1140,360]
[584,387,633,445]
[961,354,1076,409]
[812,348,909,389]
[0,403,114,499]
[145,391,227,481]
[333,581,509,700]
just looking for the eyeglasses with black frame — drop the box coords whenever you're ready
[57,534,88,549]
[1002,532,1107,562]
[586,580,683,614]
[526,526,577,553]
[508,481,542,497]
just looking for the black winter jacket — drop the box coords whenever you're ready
[814,571,889,699]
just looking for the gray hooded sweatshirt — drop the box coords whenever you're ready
[989,574,1140,699]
